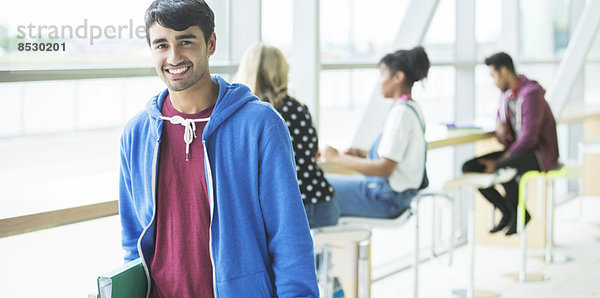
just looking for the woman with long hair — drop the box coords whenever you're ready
[236,42,339,228]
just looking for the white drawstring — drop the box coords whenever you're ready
[159,115,210,161]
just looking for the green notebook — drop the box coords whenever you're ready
[97,258,148,298]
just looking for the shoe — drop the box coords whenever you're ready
[505,211,531,236]
[489,213,511,233]
[478,190,512,234]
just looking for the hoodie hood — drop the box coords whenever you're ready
[516,75,546,99]
[144,75,258,140]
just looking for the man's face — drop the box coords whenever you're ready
[148,23,216,92]
[489,65,509,92]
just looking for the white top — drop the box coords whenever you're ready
[377,101,426,192]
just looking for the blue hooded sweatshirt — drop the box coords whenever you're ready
[119,75,319,298]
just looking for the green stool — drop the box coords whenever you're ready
[514,163,582,282]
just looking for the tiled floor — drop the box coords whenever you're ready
[371,196,600,298]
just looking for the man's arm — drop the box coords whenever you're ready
[119,133,143,262]
[258,116,319,297]
[495,119,513,147]
[507,92,545,154]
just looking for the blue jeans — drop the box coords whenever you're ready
[304,199,340,228]
[325,174,417,218]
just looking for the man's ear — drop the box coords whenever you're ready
[499,66,509,78]
[393,71,405,84]
[207,32,217,55]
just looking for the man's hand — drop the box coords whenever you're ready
[479,159,496,174]
[495,121,513,147]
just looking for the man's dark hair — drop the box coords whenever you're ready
[379,46,430,87]
[484,52,516,74]
[145,0,215,46]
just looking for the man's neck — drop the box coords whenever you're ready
[169,76,219,114]
[507,74,520,91]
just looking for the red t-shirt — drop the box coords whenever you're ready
[150,95,214,298]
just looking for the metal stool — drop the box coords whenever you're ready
[442,170,517,298]
[312,225,372,298]
[337,191,455,298]
[511,163,582,282]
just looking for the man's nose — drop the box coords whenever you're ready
[167,47,184,65]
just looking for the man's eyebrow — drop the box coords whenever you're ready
[151,34,197,45]
[176,34,197,40]
[151,38,167,45]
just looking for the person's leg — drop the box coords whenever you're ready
[304,199,340,229]
[325,174,410,218]
[495,151,541,235]
[462,151,505,173]
[369,182,417,218]
[478,186,513,232]
[495,151,541,175]
[462,151,512,232]
[499,179,531,235]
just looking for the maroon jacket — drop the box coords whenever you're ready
[498,75,559,171]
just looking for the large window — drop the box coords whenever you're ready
[0,77,162,218]
[475,65,501,126]
[413,66,456,125]
[0,0,227,67]
[423,0,456,62]
[318,0,457,148]
[476,0,502,60]
[0,0,149,67]
[319,69,379,148]
[585,64,600,104]
[586,22,600,104]
[589,22,600,61]
[519,0,571,60]
[261,0,293,55]
[0,0,233,219]
[320,0,410,63]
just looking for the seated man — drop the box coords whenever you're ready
[463,52,559,236]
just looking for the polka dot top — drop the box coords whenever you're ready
[276,96,334,205]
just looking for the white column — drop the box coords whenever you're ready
[548,0,600,116]
[565,0,586,194]
[454,0,476,175]
[290,0,320,127]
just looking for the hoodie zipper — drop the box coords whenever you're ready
[137,138,160,298]
[203,139,218,296]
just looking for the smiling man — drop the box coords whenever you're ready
[118,0,319,297]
